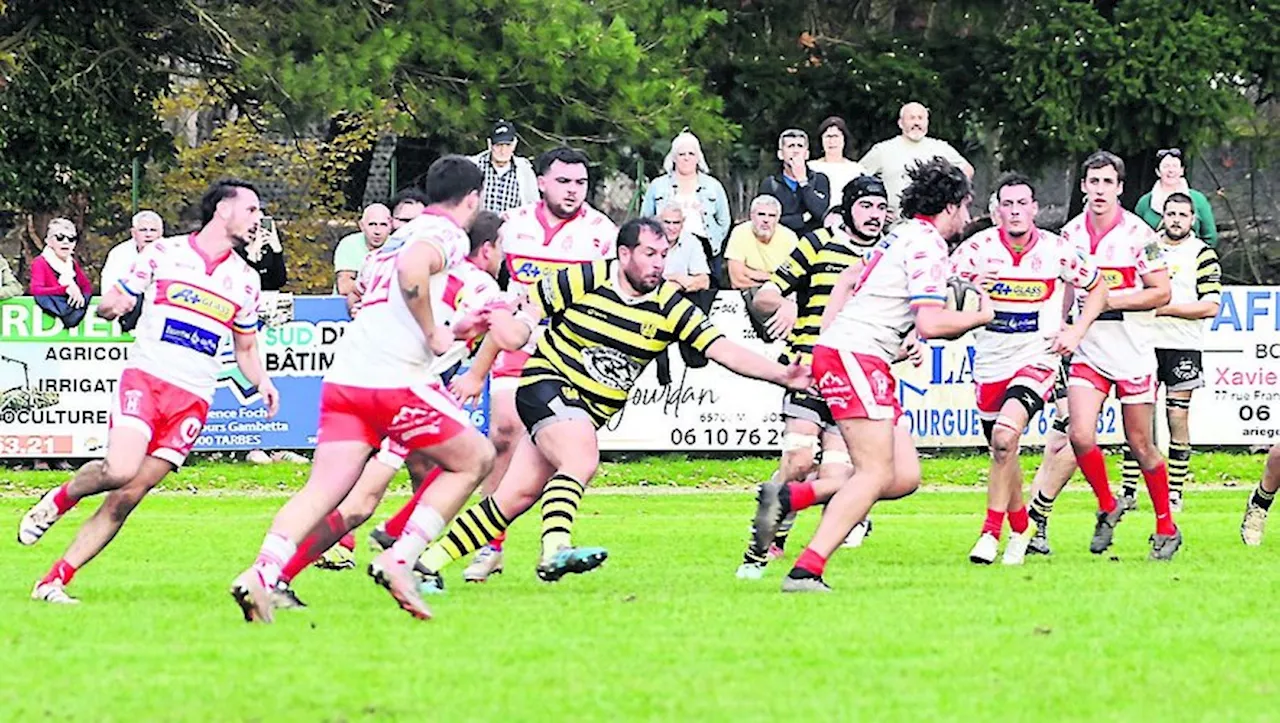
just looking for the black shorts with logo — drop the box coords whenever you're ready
[515,377,601,438]
[781,389,837,433]
[1155,348,1204,392]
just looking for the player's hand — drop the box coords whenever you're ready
[765,299,798,341]
[973,283,996,324]
[1050,324,1085,356]
[779,362,812,391]
[449,370,486,406]
[897,337,925,367]
[258,379,281,417]
[429,324,456,355]
[451,309,492,342]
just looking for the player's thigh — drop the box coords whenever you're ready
[102,426,150,483]
[883,420,921,500]
[1066,384,1106,449]
[340,454,400,520]
[515,378,600,481]
[306,441,377,494]
[489,387,521,452]
[835,417,896,482]
[532,419,600,482]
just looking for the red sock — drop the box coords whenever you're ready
[1142,463,1177,535]
[384,468,443,538]
[788,481,817,511]
[490,530,506,551]
[1075,446,1116,513]
[1008,506,1030,534]
[280,511,347,583]
[339,533,355,551]
[793,547,827,576]
[52,484,77,514]
[41,559,76,586]
[982,509,1005,538]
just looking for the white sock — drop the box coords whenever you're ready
[253,532,296,587]
[388,506,445,564]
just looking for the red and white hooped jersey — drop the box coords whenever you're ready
[818,217,948,364]
[1060,209,1165,380]
[500,200,617,354]
[951,227,1100,382]
[328,210,471,389]
[116,234,261,402]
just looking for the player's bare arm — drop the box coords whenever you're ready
[95,286,138,320]
[821,263,863,331]
[1053,278,1108,355]
[396,241,450,354]
[753,283,799,340]
[914,298,995,341]
[1156,297,1221,320]
[335,270,358,297]
[1106,268,1172,312]
[704,337,812,391]
[233,331,280,417]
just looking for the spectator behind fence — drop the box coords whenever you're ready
[333,203,391,296]
[653,202,714,383]
[1135,147,1218,247]
[859,101,974,213]
[640,130,731,284]
[0,253,21,300]
[239,215,286,291]
[759,129,830,235]
[808,116,868,217]
[470,119,538,214]
[390,189,428,231]
[725,195,798,343]
[101,210,164,332]
[30,218,92,329]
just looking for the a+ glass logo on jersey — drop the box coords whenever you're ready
[988,279,1055,303]
[162,282,236,323]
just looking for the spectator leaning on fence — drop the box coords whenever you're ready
[859,101,974,213]
[470,119,538,214]
[1135,147,1218,247]
[30,218,92,329]
[640,130,731,280]
[101,210,164,332]
[333,203,391,296]
[0,253,21,300]
[725,195,798,291]
[759,129,830,235]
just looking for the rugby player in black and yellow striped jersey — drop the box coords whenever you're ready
[414,217,813,587]
[735,176,890,579]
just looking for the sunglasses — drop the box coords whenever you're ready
[1156,148,1183,160]
[393,216,416,224]
[53,234,77,243]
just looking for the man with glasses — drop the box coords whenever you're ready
[759,129,830,235]
[391,189,428,231]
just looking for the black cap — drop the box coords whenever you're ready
[490,120,517,144]
[844,175,888,203]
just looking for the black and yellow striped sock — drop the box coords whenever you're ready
[541,473,585,558]
[773,511,797,549]
[1028,490,1056,524]
[1168,441,1191,497]
[1121,445,1140,499]
[418,498,510,573]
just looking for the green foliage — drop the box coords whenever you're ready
[227,0,735,165]
[998,0,1252,168]
[0,1,176,216]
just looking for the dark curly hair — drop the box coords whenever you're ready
[899,157,971,218]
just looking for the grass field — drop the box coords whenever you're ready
[2,452,1277,722]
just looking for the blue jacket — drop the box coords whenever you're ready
[640,172,732,254]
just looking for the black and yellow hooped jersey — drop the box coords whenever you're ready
[769,227,876,366]
[521,260,724,425]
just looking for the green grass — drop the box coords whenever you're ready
[0,449,1266,494]
[2,480,1278,721]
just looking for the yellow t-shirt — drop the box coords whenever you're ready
[724,222,799,274]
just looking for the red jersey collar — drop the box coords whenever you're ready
[188,232,233,275]
[1085,209,1124,253]
[998,225,1040,265]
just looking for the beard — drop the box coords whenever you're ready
[546,197,583,220]
[849,220,882,244]
[1164,227,1192,241]
[624,266,661,295]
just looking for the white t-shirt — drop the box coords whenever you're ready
[951,227,1100,382]
[117,234,261,401]
[1061,210,1166,380]
[101,239,143,293]
[809,159,869,213]
[858,136,968,209]
[327,211,471,389]
[819,218,948,363]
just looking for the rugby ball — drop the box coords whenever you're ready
[945,277,982,312]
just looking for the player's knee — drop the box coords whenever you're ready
[342,493,380,526]
[104,489,145,523]
[990,426,1021,465]
[100,459,141,488]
